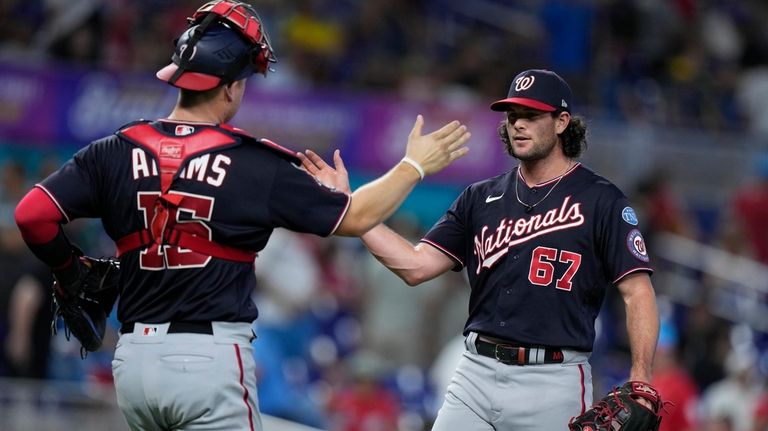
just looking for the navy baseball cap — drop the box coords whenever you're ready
[490,69,573,113]
[156,22,257,91]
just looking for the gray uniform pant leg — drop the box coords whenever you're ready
[432,333,593,431]
[113,322,261,431]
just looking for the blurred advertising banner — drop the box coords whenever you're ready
[0,62,59,144]
[0,61,510,182]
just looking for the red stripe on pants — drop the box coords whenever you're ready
[578,364,586,414]
[234,344,255,431]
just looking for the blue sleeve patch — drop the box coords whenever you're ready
[621,206,639,225]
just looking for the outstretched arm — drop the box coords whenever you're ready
[616,272,659,383]
[360,224,455,286]
[300,115,470,237]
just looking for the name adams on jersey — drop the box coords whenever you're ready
[131,148,232,187]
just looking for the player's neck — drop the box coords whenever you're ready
[519,156,573,186]
[166,105,228,125]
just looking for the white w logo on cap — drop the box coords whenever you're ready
[515,76,535,91]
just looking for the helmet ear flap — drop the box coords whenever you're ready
[251,44,270,75]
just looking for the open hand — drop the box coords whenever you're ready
[298,149,352,194]
[405,115,471,176]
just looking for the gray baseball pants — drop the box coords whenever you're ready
[112,322,260,431]
[432,332,593,430]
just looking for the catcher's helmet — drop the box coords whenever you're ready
[156,0,276,91]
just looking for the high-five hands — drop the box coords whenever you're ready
[299,115,471,189]
[298,149,351,194]
[404,115,470,177]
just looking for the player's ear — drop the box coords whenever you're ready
[223,79,246,103]
[223,82,236,102]
[555,111,570,134]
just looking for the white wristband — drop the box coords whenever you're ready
[401,157,425,180]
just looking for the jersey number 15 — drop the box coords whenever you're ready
[137,191,214,270]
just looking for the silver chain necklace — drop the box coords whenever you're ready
[514,162,572,213]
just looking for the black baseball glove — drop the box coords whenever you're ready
[52,255,120,354]
[569,381,666,431]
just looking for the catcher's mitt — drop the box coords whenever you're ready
[569,381,666,431]
[52,255,120,354]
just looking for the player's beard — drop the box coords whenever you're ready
[510,129,559,162]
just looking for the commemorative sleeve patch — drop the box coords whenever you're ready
[621,206,639,225]
[626,229,649,262]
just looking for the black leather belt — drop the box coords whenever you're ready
[120,321,213,335]
[475,337,564,366]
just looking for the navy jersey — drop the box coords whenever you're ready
[38,120,350,324]
[422,163,652,351]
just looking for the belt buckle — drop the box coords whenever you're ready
[494,343,525,365]
[492,343,513,365]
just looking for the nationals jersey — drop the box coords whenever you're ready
[38,119,350,324]
[422,163,652,351]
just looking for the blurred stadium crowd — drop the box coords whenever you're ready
[4,0,768,134]
[1,0,768,430]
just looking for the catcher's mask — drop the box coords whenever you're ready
[156,0,276,91]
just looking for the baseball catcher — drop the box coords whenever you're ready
[569,381,666,431]
[52,253,120,354]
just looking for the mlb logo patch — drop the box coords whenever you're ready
[142,326,159,337]
[175,125,195,136]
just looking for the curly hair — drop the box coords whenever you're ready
[497,113,588,158]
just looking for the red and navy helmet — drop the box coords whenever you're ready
[156,1,276,91]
